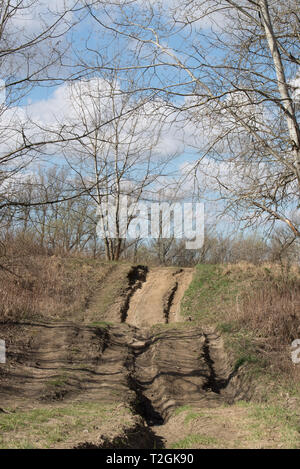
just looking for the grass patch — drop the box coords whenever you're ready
[171,434,220,449]
[0,402,132,449]
[45,374,68,388]
[184,411,205,424]
[172,405,193,416]
[180,264,238,324]
[87,321,111,328]
[180,262,300,386]
[169,402,300,449]
[237,401,300,449]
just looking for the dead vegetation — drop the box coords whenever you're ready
[0,248,114,322]
[237,268,300,378]
[182,262,300,386]
[1,249,300,449]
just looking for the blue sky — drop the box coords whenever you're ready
[3,0,299,240]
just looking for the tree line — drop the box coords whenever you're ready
[0,0,299,264]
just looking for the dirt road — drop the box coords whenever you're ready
[125,267,194,327]
[0,265,248,449]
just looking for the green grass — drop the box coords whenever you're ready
[172,405,206,423]
[172,405,193,416]
[236,401,300,449]
[46,374,68,388]
[169,402,300,449]
[180,264,238,323]
[0,402,132,449]
[87,321,111,328]
[218,321,237,333]
[184,410,205,424]
[225,328,268,373]
[171,434,220,449]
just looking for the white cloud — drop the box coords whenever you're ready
[21,78,191,160]
[9,0,76,33]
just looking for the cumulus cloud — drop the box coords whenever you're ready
[8,0,76,34]
[18,77,194,162]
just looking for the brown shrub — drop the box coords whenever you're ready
[0,253,108,322]
[237,272,300,376]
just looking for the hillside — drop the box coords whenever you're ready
[0,260,300,449]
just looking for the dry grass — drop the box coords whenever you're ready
[223,262,300,377]
[238,273,300,375]
[182,262,300,382]
[0,252,114,322]
[240,279,300,343]
[222,261,300,280]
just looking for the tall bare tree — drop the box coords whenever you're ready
[84,0,300,240]
[60,75,174,260]
[0,0,87,213]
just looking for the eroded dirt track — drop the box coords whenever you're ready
[0,265,246,448]
[124,267,194,326]
[0,324,242,447]
[129,327,236,424]
[0,323,134,408]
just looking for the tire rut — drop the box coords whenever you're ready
[0,265,244,448]
[120,266,148,323]
[125,267,194,327]
[126,327,236,428]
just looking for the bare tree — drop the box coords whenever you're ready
[1,166,102,255]
[59,74,174,260]
[0,0,90,215]
[83,0,300,240]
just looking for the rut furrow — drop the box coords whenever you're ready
[123,326,239,433]
[202,333,231,393]
[120,265,148,323]
[125,332,165,426]
[163,282,178,324]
